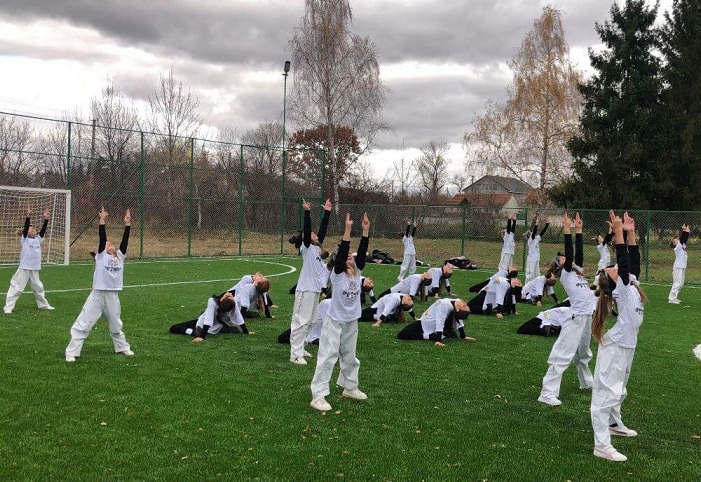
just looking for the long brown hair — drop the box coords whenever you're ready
[592,272,613,343]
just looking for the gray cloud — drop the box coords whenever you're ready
[1,0,659,156]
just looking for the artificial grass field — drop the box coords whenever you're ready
[1,256,699,481]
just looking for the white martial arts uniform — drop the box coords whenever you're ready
[4,220,52,313]
[398,226,416,281]
[591,254,644,453]
[311,238,367,399]
[419,298,464,339]
[525,233,542,284]
[521,275,555,304]
[668,240,687,302]
[389,274,426,298]
[65,227,132,359]
[540,235,595,402]
[427,267,451,295]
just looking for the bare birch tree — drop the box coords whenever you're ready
[465,6,582,203]
[289,0,387,208]
[416,141,450,205]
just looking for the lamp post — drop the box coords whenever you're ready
[280,60,291,254]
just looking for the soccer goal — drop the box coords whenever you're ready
[0,186,71,265]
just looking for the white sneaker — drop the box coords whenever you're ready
[290,356,307,365]
[537,395,562,406]
[668,299,681,304]
[303,350,312,358]
[310,397,332,411]
[40,305,55,310]
[593,447,627,462]
[66,356,76,362]
[609,424,637,437]
[121,350,135,356]
[3,309,11,315]
[342,388,368,400]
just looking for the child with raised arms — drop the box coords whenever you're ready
[65,208,134,362]
[4,206,54,314]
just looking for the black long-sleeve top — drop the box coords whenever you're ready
[405,223,416,238]
[97,224,131,254]
[303,209,330,248]
[680,230,690,245]
[563,232,583,272]
[334,235,369,275]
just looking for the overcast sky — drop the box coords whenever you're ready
[0,0,672,181]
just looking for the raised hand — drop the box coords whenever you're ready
[26,205,32,215]
[361,212,370,232]
[124,209,131,226]
[43,208,50,219]
[682,223,691,233]
[607,210,622,231]
[99,207,109,223]
[574,212,583,230]
[345,213,353,230]
[302,199,311,211]
[323,199,332,211]
[622,212,635,232]
[562,212,571,230]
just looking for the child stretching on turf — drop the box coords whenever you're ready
[4,206,54,314]
[498,213,517,271]
[310,212,369,412]
[525,213,549,284]
[65,207,133,362]
[590,211,647,462]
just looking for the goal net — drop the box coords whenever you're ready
[0,186,71,265]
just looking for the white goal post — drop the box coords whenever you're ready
[0,186,71,265]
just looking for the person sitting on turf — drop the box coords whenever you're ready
[426,263,454,298]
[397,299,475,346]
[360,293,414,327]
[169,290,252,340]
[517,306,570,337]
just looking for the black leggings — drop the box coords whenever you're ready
[359,307,377,321]
[169,320,240,336]
[397,321,425,340]
[516,317,561,337]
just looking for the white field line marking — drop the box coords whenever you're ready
[694,344,701,362]
[0,258,297,295]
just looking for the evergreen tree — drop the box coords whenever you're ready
[660,0,701,209]
[549,0,664,209]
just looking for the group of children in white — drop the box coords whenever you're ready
[4,202,693,464]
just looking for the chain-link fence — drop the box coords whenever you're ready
[1,112,699,284]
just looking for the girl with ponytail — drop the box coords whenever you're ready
[590,211,647,463]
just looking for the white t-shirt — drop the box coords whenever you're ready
[673,242,688,269]
[596,243,611,269]
[419,299,461,337]
[502,232,515,255]
[93,251,126,291]
[536,306,570,328]
[196,297,244,335]
[233,283,258,311]
[390,274,425,296]
[327,269,363,322]
[296,244,327,292]
[19,235,44,270]
[371,293,403,320]
[527,234,541,263]
[403,234,416,255]
[483,278,510,310]
[559,267,595,315]
[231,275,254,292]
[427,267,450,290]
[521,275,553,300]
[608,277,644,349]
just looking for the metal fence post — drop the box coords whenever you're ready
[66,122,72,189]
[139,131,145,258]
[238,145,244,256]
[187,137,194,257]
[460,204,466,257]
[644,209,651,282]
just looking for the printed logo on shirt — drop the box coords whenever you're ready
[105,257,123,273]
[635,306,644,315]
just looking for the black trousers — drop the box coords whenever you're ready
[516,317,561,337]
[397,321,425,340]
[169,320,240,336]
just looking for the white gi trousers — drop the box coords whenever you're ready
[668,268,685,301]
[540,313,594,399]
[591,335,635,450]
[65,290,131,357]
[498,253,513,272]
[525,258,540,285]
[4,268,51,311]
[290,290,320,359]
[311,317,360,399]
[398,254,416,281]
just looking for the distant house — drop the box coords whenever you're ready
[445,175,539,212]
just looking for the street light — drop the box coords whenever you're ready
[280,60,291,254]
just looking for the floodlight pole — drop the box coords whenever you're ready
[280,60,291,254]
